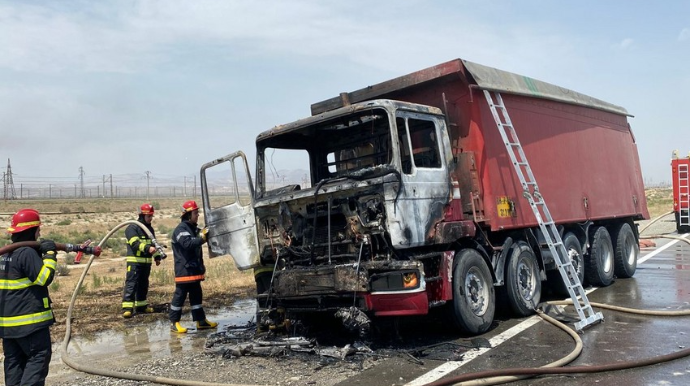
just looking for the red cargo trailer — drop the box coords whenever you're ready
[672,150,690,233]
[201,58,649,335]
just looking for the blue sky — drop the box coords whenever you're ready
[1,0,688,188]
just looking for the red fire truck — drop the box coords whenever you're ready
[672,150,690,233]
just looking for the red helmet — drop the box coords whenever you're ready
[139,203,155,215]
[7,208,41,234]
[181,200,199,214]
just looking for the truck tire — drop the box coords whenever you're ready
[547,232,585,296]
[505,241,541,316]
[585,226,614,286]
[450,248,495,334]
[611,222,638,278]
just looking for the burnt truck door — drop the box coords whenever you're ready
[386,112,452,248]
[200,151,260,270]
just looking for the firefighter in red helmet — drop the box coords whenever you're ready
[169,200,217,333]
[121,203,162,318]
[1,209,57,386]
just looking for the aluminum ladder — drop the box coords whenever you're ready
[483,90,603,331]
[678,163,690,228]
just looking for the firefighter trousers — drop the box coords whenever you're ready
[169,281,206,322]
[3,327,52,386]
[122,263,151,312]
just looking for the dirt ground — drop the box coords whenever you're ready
[0,199,257,347]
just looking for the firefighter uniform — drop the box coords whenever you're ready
[169,200,217,333]
[1,209,57,386]
[122,205,160,317]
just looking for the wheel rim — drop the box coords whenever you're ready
[624,235,636,266]
[602,241,613,274]
[465,267,489,316]
[568,248,581,275]
[517,256,537,301]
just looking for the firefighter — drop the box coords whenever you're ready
[169,200,217,333]
[121,203,162,318]
[0,209,57,386]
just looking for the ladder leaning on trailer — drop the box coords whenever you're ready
[483,90,604,331]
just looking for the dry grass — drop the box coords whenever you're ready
[645,187,673,219]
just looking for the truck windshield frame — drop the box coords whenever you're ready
[256,107,395,198]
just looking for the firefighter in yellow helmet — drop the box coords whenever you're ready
[169,200,217,333]
[1,209,57,386]
[121,203,162,318]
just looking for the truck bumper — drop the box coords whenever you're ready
[363,290,429,316]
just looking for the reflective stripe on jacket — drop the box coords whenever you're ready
[0,246,56,338]
[171,221,206,283]
[125,220,156,265]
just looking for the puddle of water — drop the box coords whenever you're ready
[61,299,257,361]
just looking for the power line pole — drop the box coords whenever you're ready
[79,166,85,198]
[145,171,152,200]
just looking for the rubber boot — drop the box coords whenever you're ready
[196,319,218,330]
[123,310,133,319]
[170,322,188,333]
[144,307,155,313]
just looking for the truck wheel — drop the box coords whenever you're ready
[585,226,614,286]
[450,249,495,334]
[505,241,541,316]
[547,233,585,296]
[611,222,638,278]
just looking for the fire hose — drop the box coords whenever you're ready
[53,217,690,386]
[58,220,264,386]
[0,241,101,260]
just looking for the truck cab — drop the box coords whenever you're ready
[201,99,459,323]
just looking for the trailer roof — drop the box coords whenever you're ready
[310,58,630,117]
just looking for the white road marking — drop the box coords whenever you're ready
[638,233,689,265]
[406,317,541,386]
[406,233,685,386]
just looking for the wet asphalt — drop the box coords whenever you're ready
[338,235,690,386]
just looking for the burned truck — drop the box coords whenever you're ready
[200,58,648,335]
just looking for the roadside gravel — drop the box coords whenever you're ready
[51,350,377,386]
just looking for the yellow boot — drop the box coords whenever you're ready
[123,310,133,319]
[170,322,188,333]
[196,319,218,330]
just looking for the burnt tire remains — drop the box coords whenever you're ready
[585,226,614,287]
[450,248,495,335]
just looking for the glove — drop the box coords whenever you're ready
[200,227,209,243]
[153,251,162,266]
[40,239,57,259]
[39,239,57,255]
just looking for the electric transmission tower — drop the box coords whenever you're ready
[4,158,16,200]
